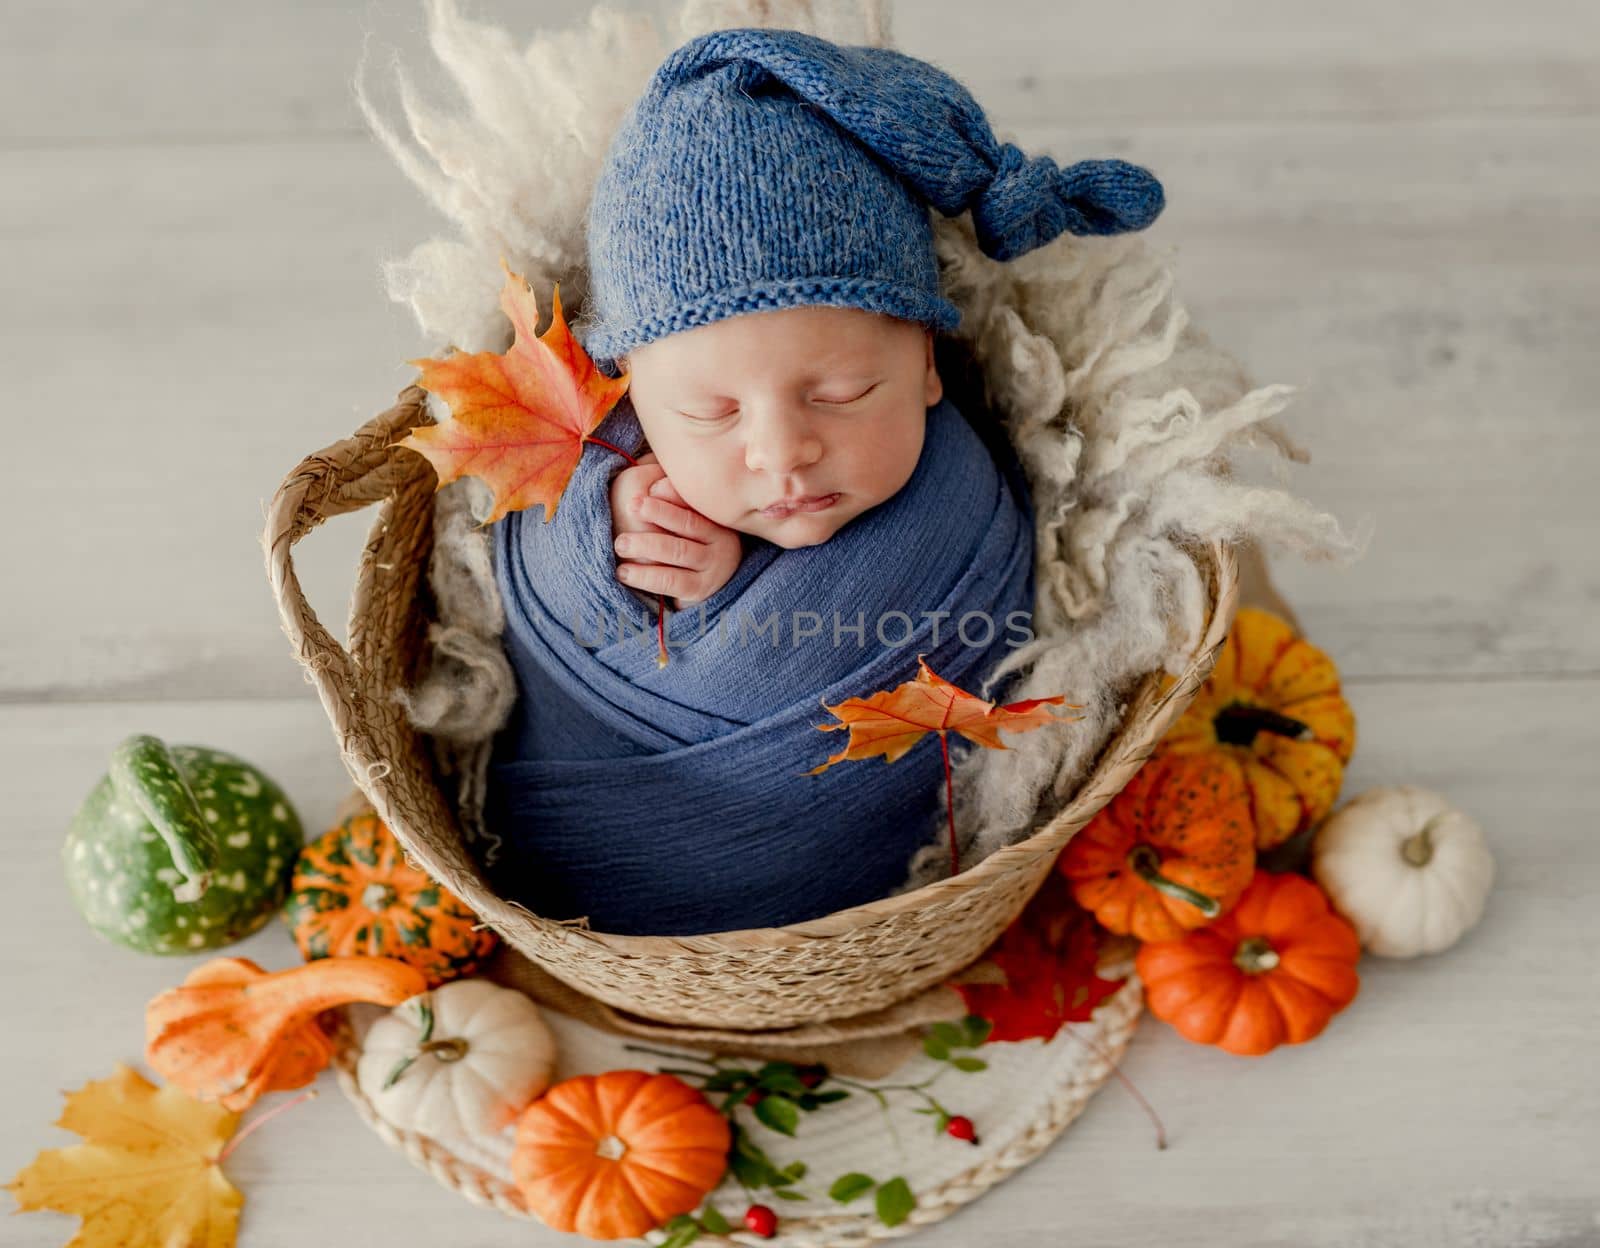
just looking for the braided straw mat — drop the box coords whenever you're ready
[327,940,1145,1246]
[263,382,1239,1030]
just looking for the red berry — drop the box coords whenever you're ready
[744,1203,778,1237]
[946,1115,979,1144]
[743,1089,763,1106]
[797,1064,827,1088]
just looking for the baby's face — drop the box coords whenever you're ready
[622,305,942,549]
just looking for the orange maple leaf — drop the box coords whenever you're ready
[394,259,633,526]
[807,653,1078,774]
[807,653,1081,874]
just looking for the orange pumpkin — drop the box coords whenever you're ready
[283,808,497,987]
[1158,606,1356,850]
[512,1070,730,1240]
[1059,753,1255,941]
[1136,869,1361,1056]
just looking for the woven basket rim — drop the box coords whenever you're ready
[266,384,1238,962]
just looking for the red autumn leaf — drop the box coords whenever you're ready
[395,259,632,525]
[806,653,1078,775]
[951,872,1127,1043]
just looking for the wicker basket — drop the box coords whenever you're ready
[264,383,1237,1029]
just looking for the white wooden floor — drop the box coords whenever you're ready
[3,3,1597,1245]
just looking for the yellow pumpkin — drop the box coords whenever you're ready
[1158,607,1355,850]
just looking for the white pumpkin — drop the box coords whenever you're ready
[356,978,557,1144]
[1311,785,1494,958]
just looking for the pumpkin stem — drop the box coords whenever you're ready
[418,1037,470,1063]
[1127,844,1221,918]
[1400,816,1443,868]
[1213,703,1312,748]
[1234,936,1280,974]
[109,734,219,903]
[594,1133,628,1161]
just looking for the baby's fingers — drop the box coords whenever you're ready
[637,494,718,541]
[622,464,666,506]
[616,561,694,599]
[615,530,707,571]
[648,475,685,505]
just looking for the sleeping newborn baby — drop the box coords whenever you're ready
[477,27,1163,936]
[483,308,1036,936]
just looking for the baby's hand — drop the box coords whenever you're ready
[609,455,742,607]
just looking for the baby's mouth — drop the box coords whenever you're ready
[760,493,841,518]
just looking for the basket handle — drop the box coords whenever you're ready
[262,383,434,705]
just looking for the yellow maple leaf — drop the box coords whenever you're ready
[395,258,633,525]
[5,1062,243,1248]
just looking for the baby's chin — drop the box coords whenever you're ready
[733,504,854,549]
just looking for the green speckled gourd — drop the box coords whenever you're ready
[62,734,304,954]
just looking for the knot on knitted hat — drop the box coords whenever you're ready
[976,146,1165,261]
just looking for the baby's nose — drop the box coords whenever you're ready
[745,420,822,475]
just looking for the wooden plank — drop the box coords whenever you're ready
[0,0,592,144]
[1,679,1594,1244]
[0,139,436,701]
[1120,121,1600,681]
[2,1,1594,144]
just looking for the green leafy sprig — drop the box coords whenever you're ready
[656,1203,733,1248]
[626,1014,994,1239]
[828,1172,916,1227]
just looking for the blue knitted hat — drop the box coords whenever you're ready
[581,27,1164,372]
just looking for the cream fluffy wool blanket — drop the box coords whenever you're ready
[357,0,1368,891]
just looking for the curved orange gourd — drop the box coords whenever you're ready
[145,955,427,1109]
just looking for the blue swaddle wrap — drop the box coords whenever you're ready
[480,394,1035,936]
